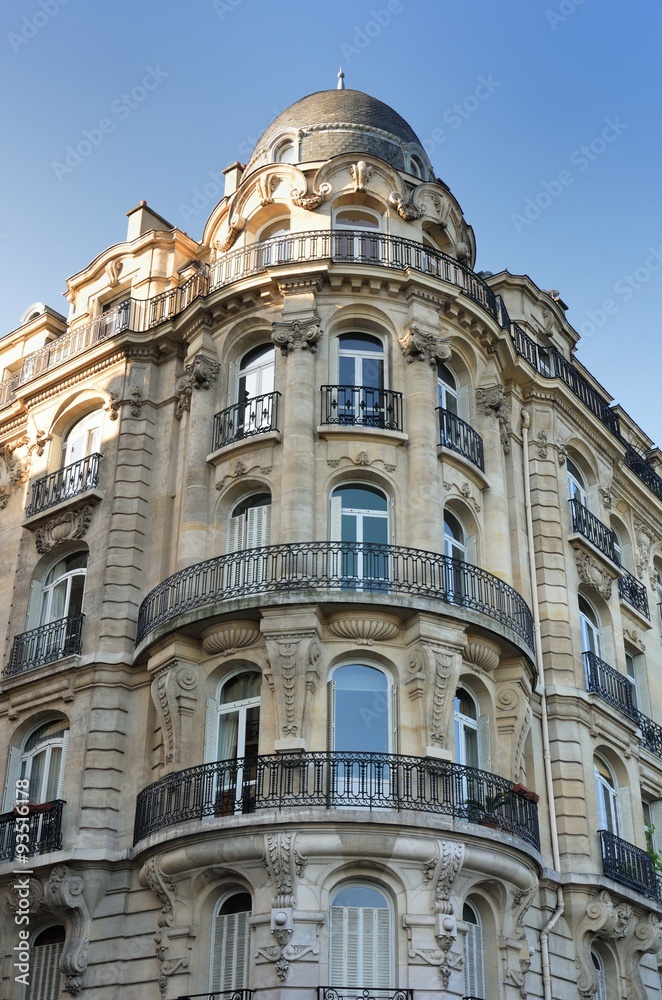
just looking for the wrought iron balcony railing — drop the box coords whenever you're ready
[4,614,84,677]
[584,651,637,720]
[212,391,281,451]
[136,542,534,649]
[624,445,662,501]
[26,453,102,517]
[600,829,662,902]
[618,568,650,618]
[134,751,540,848]
[437,407,485,471]
[175,993,253,1000]
[319,990,411,1000]
[0,800,65,861]
[568,498,620,565]
[512,323,621,437]
[147,269,208,327]
[321,385,403,431]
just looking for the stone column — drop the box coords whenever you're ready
[476,382,514,582]
[272,279,322,544]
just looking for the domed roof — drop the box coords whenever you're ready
[245,88,431,177]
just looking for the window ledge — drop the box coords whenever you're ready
[437,445,490,490]
[568,533,624,580]
[22,489,103,531]
[619,600,653,632]
[316,424,408,444]
[207,431,281,466]
[1,653,81,688]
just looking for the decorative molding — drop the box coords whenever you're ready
[290,181,332,211]
[215,213,245,253]
[0,437,29,508]
[271,316,322,354]
[575,891,633,1000]
[263,633,321,739]
[129,386,142,416]
[349,160,373,193]
[262,832,306,907]
[399,324,451,366]
[476,384,511,453]
[464,637,500,672]
[534,429,549,460]
[202,621,260,655]
[327,613,400,645]
[389,190,424,220]
[35,505,94,554]
[420,840,465,988]
[257,172,280,206]
[104,392,119,421]
[215,461,271,492]
[623,913,662,1000]
[442,479,481,513]
[406,643,458,748]
[574,550,613,600]
[623,627,646,653]
[633,518,657,582]
[175,355,220,420]
[150,660,198,768]
[141,857,187,996]
[44,865,90,996]
[30,426,51,457]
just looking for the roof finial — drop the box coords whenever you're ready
[337,66,345,90]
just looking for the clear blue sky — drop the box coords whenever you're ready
[1,0,660,446]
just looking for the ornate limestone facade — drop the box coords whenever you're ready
[1,86,662,1000]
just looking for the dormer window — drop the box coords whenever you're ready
[410,154,424,179]
[274,139,295,164]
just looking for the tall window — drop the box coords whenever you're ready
[330,484,389,587]
[594,756,620,835]
[61,410,103,468]
[625,651,640,711]
[19,553,88,669]
[463,901,486,1000]
[334,208,381,261]
[210,892,251,992]
[591,948,608,1000]
[567,457,588,508]
[329,884,392,990]
[36,553,87,629]
[330,333,387,428]
[444,510,472,598]
[24,926,65,1000]
[329,664,391,754]
[437,362,459,414]
[226,494,271,553]
[579,597,602,657]
[454,688,490,770]
[205,673,261,814]
[3,720,69,812]
[259,218,291,265]
[444,510,466,561]
[235,344,276,436]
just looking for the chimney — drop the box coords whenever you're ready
[126,200,174,242]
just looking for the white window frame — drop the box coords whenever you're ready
[209,892,251,993]
[579,598,602,658]
[463,901,486,1000]
[591,948,608,1000]
[594,756,620,836]
[567,457,589,508]
[61,410,103,468]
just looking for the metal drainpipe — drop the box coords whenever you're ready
[521,410,564,1000]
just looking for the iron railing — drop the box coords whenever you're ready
[568,498,620,565]
[512,323,620,437]
[25,453,102,517]
[600,829,662,902]
[147,269,208,327]
[212,391,281,451]
[176,993,253,1000]
[134,751,540,848]
[208,230,508,326]
[321,386,403,431]
[584,651,637,719]
[0,372,20,409]
[0,800,64,861]
[437,407,484,471]
[136,542,534,648]
[624,446,662,501]
[638,714,662,759]
[618,568,650,619]
[4,614,84,676]
[319,991,411,1000]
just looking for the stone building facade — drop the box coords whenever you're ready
[1,84,662,1000]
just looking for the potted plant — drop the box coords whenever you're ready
[464,791,511,827]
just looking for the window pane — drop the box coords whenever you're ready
[334,666,389,752]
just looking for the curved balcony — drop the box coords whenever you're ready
[321,385,403,432]
[136,542,534,649]
[133,751,540,849]
[437,407,484,471]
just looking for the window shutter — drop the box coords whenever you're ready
[226,512,244,554]
[465,533,477,566]
[327,681,336,750]
[457,385,470,421]
[228,360,238,404]
[636,659,651,715]
[477,714,491,771]
[617,786,633,843]
[391,684,398,753]
[2,746,22,812]
[329,335,339,383]
[29,939,64,1000]
[210,909,249,991]
[247,503,271,549]
[375,906,391,987]
[329,496,343,541]
[464,919,485,999]
[204,698,218,763]
[55,730,69,800]
[27,578,42,630]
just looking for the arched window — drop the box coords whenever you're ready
[37,552,87,628]
[454,688,490,771]
[13,552,88,672]
[579,596,602,657]
[61,410,103,468]
[3,720,69,812]
[437,362,458,414]
[204,673,261,814]
[237,344,275,406]
[463,901,486,1000]
[334,208,381,261]
[226,494,271,553]
[274,139,295,164]
[232,343,276,438]
[567,457,588,508]
[330,484,389,588]
[444,510,474,599]
[210,892,251,992]
[26,925,65,999]
[328,333,389,429]
[444,510,466,561]
[654,560,662,627]
[259,217,291,265]
[329,664,391,754]
[410,154,424,179]
[594,756,620,835]
[329,884,392,989]
[591,947,608,1000]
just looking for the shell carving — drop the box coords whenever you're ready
[202,621,260,655]
[327,614,400,645]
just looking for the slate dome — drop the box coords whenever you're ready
[244,88,432,177]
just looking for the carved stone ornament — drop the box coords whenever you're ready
[263,831,306,907]
[442,480,481,513]
[598,482,613,510]
[406,643,458,748]
[257,172,280,206]
[271,316,322,354]
[263,633,321,739]
[290,181,331,211]
[104,392,119,421]
[202,621,260,655]
[633,518,656,581]
[175,355,220,419]
[623,627,646,653]
[574,550,613,600]
[35,505,94,554]
[151,661,198,767]
[464,637,500,672]
[43,865,91,996]
[215,213,245,253]
[534,429,549,460]
[388,190,424,220]
[349,160,373,192]
[399,324,452,366]
[30,426,51,458]
[575,891,633,1000]
[105,258,122,287]
[327,613,400,645]
[476,384,512,453]
[418,840,465,987]
[556,437,567,466]
[141,857,188,996]
[129,386,142,416]
[623,913,662,1000]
